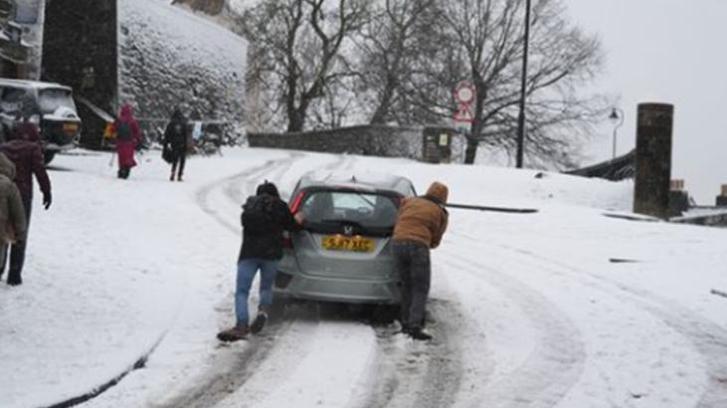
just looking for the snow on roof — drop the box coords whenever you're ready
[0,78,72,92]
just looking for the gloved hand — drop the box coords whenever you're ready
[43,192,52,210]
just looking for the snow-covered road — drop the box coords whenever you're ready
[2,148,727,408]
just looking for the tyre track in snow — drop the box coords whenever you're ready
[441,238,587,408]
[359,298,465,408]
[195,158,291,234]
[486,241,727,408]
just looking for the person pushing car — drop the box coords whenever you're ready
[392,181,449,340]
[217,181,303,342]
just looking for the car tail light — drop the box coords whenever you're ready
[289,190,306,213]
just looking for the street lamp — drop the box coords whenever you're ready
[609,107,624,159]
[515,0,531,168]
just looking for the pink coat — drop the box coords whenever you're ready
[113,105,142,168]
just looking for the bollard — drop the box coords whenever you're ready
[634,103,674,219]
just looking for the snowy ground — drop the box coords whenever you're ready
[1,147,727,408]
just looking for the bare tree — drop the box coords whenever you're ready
[238,0,369,132]
[442,0,606,165]
[351,0,436,125]
[352,0,606,167]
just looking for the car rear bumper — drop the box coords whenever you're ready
[274,270,401,304]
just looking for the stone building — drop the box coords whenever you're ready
[41,0,246,147]
[0,0,42,79]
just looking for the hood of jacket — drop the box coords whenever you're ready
[119,104,134,121]
[425,181,448,204]
[0,152,16,180]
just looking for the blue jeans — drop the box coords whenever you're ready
[235,258,279,327]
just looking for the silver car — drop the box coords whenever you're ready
[275,171,417,309]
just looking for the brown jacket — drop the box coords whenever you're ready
[0,153,27,243]
[392,182,449,248]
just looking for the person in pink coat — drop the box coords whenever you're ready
[112,104,142,179]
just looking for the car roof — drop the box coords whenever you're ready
[297,170,416,197]
[0,78,72,92]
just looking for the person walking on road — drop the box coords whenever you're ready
[0,122,51,286]
[0,152,27,285]
[392,181,449,341]
[162,108,188,182]
[217,181,303,342]
[112,104,142,179]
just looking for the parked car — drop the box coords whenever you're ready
[275,171,417,318]
[0,79,82,163]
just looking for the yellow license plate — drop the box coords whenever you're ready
[63,123,78,133]
[321,235,374,252]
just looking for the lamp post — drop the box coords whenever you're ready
[515,0,531,168]
[609,107,624,159]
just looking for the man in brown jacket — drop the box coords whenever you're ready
[0,152,27,285]
[392,181,449,340]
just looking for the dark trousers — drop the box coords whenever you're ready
[171,150,186,179]
[1,196,31,282]
[393,240,431,330]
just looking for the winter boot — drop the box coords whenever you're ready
[7,275,22,286]
[176,173,183,182]
[217,325,249,342]
[250,311,268,334]
[408,327,432,341]
[169,172,175,181]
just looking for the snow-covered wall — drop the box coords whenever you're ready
[118,0,246,137]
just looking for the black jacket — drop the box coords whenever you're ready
[238,194,298,261]
[162,111,188,153]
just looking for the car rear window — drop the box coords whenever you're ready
[299,190,399,229]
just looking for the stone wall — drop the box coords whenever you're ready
[248,125,466,162]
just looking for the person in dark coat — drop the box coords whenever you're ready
[112,104,142,179]
[0,122,51,286]
[0,152,27,285]
[218,181,302,342]
[392,181,449,340]
[162,108,188,181]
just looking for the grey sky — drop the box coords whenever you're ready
[566,0,727,204]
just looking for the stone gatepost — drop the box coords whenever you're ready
[717,185,727,207]
[633,103,674,219]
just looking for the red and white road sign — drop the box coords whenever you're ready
[454,81,476,104]
[453,81,476,125]
[454,103,474,123]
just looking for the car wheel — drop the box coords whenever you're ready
[43,150,56,164]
